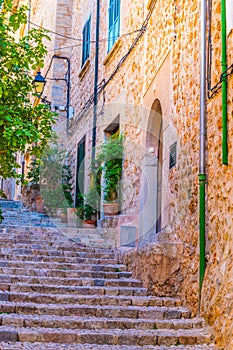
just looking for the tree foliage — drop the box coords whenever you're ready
[26,144,73,215]
[0,0,55,179]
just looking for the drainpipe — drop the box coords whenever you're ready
[199,0,207,299]
[92,0,101,160]
[221,0,228,165]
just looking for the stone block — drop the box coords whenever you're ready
[0,330,18,342]
[0,293,9,302]
[120,225,136,247]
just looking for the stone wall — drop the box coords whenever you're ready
[30,0,233,347]
[200,0,233,348]
[68,0,202,314]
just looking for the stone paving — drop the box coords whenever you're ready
[0,201,216,349]
[0,343,217,350]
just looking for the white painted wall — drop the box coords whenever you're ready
[227,0,233,35]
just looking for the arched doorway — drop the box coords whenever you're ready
[145,99,163,234]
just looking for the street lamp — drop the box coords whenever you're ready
[33,71,46,96]
[33,56,71,135]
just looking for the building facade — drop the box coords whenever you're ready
[67,1,233,347]
[4,0,233,348]
[54,0,233,349]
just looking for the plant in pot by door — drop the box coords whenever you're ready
[60,160,73,223]
[76,186,99,228]
[25,158,42,212]
[95,133,123,216]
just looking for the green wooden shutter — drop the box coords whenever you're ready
[82,17,91,66]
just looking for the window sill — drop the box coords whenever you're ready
[78,58,90,80]
[103,38,122,66]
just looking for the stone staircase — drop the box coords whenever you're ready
[0,202,216,349]
[0,200,117,248]
[0,200,53,227]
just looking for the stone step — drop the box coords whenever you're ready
[0,260,128,272]
[0,200,21,209]
[69,236,115,246]
[0,326,213,346]
[0,239,114,254]
[0,253,120,265]
[0,343,217,350]
[0,301,191,319]
[0,234,113,247]
[0,226,93,235]
[0,204,214,349]
[0,231,115,248]
[0,247,116,259]
[0,239,113,252]
[0,244,116,256]
[0,237,70,245]
[0,274,142,287]
[2,292,180,308]
[5,282,148,297]
[0,226,117,240]
[0,267,131,279]
[0,227,62,236]
[0,313,204,331]
[1,213,49,219]
[0,218,54,227]
[0,238,115,253]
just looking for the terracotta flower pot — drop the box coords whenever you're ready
[82,220,96,228]
[60,212,67,223]
[67,208,77,227]
[103,203,119,216]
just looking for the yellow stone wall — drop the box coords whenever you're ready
[201,1,233,349]
[29,0,75,110]
[70,0,202,312]
[27,0,233,347]
[69,1,233,347]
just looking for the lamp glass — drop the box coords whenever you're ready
[33,72,46,95]
[34,81,44,94]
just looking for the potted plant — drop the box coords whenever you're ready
[94,133,123,216]
[61,160,73,223]
[25,158,42,212]
[76,186,99,227]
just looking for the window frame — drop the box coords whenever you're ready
[82,16,91,67]
[108,0,121,52]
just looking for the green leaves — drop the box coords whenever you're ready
[94,134,123,203]
[0,0,55,180]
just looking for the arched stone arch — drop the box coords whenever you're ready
[147,99,163,233]
[146,99,162,152]
[139,98,164,242]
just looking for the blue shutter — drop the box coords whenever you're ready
[82,17,91,66]
[86,17,91,60]
[115,0,120,37]
[108,0,114,51]
[108,0,120,52]
[82,25,85,66]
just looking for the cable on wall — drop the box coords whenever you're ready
[74,0,157,122]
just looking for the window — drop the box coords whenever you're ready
[108,0,120,51]
[82,17,91,66]
[169,142,177,169]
